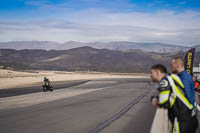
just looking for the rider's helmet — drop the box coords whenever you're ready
[44,77,47,81]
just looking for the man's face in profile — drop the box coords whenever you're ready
[150,69,159,82]
[171,59,178,74]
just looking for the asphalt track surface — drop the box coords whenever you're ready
[0,80,90,98]
[0,78,157,133]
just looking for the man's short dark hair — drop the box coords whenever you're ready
[151,64,167,74]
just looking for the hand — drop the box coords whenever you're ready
[152,97,158,107]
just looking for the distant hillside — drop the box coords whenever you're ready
[0,41,192,53]
[86,42,190,53]
[0,47,175,73]
[193,45,200,52]
[0,41,60,50]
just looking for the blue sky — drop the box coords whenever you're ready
[1,0,200,12]
[0,0,200,46]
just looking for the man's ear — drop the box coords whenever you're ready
[155,69,159,76]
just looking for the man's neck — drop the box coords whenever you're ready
[159,73,166,81]
[177,67,185,74]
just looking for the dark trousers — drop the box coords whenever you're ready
[179,115,199,133]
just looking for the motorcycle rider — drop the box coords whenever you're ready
[42,77,53,91]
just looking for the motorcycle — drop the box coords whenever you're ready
[42,82,53,92]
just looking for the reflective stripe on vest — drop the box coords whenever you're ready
[171,74,184,89]
[169,92,176,108]
[167,75,193,110]
[159,90,170,105]
[172,117,180,133]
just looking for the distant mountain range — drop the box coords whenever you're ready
[0,46,176,72]
[1,41,200,73]
[2,46,200,73]
[1,41,199,53]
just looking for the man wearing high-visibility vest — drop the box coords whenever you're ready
[171,57,195,106]
[151,64,199,133]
